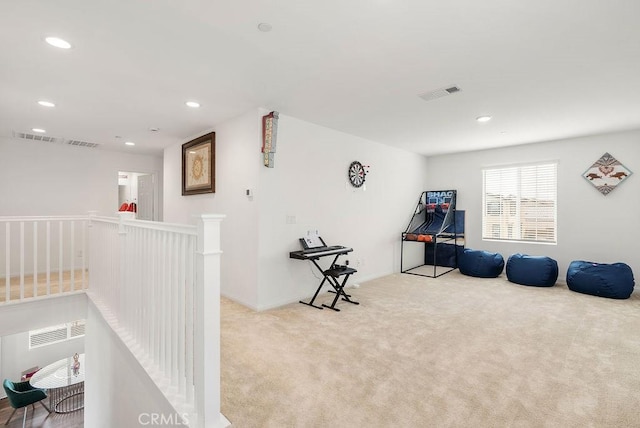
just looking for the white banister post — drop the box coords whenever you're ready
[118,211,134,326]
[87,211,97,294]
[194,214,225,428]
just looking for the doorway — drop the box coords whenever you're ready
[118,171,157,221]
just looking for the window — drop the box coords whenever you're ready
[482,162,557,244]
[29,319,86,349]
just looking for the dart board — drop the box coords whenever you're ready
[348,161,366,188]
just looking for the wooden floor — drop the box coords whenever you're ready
[0,398,83,428]
[0,270,88,303]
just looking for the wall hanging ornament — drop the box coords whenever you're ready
[582,152,632,195]
[262,111,279,168]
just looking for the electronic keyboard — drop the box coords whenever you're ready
[302,245,344,254]
[289,246,352,260]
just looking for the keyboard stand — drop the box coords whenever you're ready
[298,255,359,311]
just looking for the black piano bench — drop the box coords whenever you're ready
[320,266,359,311]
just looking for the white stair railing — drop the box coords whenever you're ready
[87,212,225,427]
[0,215,88,304]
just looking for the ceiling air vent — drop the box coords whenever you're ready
[66,139,99,148]
[13,131,99,148]
[13,132,60,144]
[418,85,462,102]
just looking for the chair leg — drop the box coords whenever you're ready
[4,408,17,425]
[40,399,52,413]
[22,407,27,428]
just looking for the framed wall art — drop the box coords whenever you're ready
[582,152,632,195]
[182,132,215,195]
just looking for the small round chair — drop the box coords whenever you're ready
[566,260,635,299]
[458,249,504,278]
[506,253,558,287]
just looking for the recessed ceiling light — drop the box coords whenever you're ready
[149,127,160,132]
[45,37,72,49]
[38,100,55,107]
[185,101,200,108]
[32,128,46,133]
[125,141,135,146]
[476,115,492,123]
[257,23,273,32]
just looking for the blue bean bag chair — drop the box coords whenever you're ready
[566,260,635,299]
[458,249,504,278]
[506,253,558,287]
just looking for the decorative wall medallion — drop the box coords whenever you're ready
[582,152,632,195]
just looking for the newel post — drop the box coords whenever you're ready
[194,214,225,428]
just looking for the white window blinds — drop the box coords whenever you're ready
[482,162,557,243]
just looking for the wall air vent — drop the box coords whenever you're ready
[418,85,462,102]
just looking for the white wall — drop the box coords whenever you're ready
[0,136,163,218]
[425,129,640,278]
[85,301,185,428]
[255,114,429,309]
[163,110,261,307]
[164,109,429,310]
[0,293,87,337]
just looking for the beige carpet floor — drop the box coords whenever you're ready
[221,271,640,428]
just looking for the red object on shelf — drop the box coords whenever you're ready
[119,202,129,212]
[127,202,137,213]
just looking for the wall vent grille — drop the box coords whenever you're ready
[29,320,86,349]
[418,85,462,102]
[29,327,68,348]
